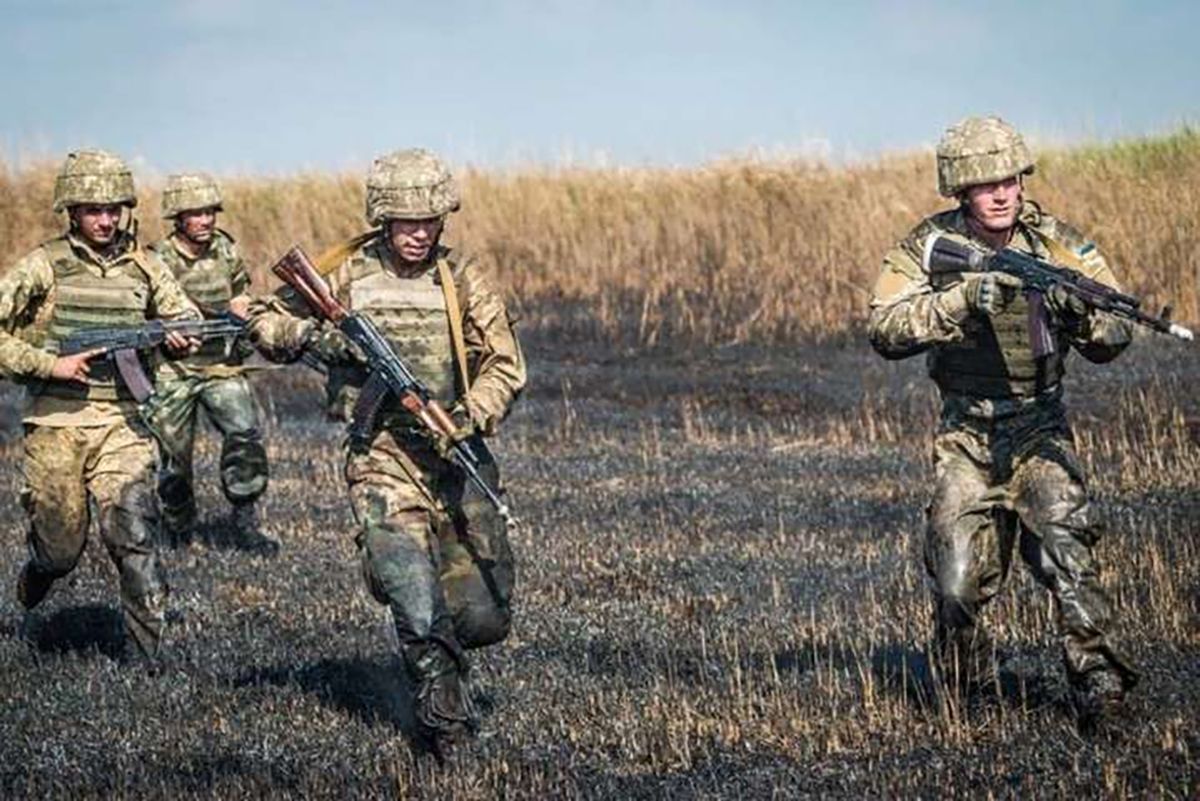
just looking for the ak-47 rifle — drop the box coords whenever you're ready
[58,314,245,402]
[923,235,1194,356]
[270,245,512,524]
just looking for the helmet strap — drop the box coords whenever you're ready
[118,207,135,238]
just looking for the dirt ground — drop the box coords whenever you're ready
[0,325,1196,799]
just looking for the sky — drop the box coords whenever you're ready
[1,0,1197,174]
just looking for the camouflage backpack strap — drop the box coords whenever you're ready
[436,256,471,394]
[315,230,382,277]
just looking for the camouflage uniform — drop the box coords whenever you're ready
[0,150,200,659]
[150,174,267,538]
[249,149,524,747]
[868,118,1138,701]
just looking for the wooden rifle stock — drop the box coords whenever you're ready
[271,247,347,323]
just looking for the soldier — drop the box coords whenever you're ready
[248,149,525,751]
[868,117,1138,726]
[0,149,200,665]
[149,174,272,549]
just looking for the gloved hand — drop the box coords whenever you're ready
[305,326,365,365]
[1046,284,1091,326]
[942,272,1024,319]
[434,405,476,461]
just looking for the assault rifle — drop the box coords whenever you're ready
[923,235,1194,356]
[270,246,512,524]
[59,315,245,402]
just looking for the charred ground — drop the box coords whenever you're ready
[0,323,1197,799]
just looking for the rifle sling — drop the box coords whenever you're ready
[436,258,472,395]
[314,231,381,276]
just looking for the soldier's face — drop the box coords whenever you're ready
[71,204,124,246]
[963,176,1021,232]
[388,217,443,264]
[177,207,218,244]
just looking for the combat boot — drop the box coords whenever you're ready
[402,638,479,755]
[16,563,55,610]
[160,504,196,548]
[1072,668,1127,733]
[232,502,280,556]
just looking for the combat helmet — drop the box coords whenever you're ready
[936,116,1035,197]
[161,172,223,218]
[52,149,137,212]
[365,148,460,225]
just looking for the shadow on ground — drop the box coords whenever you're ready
[24,603,125,660]
[234,655,417,734]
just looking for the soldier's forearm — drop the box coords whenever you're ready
[247,310,315,363]
[463,366,524,434]
[868,293,966,360]
[0,334,58,380]
[1072,313,1133,364]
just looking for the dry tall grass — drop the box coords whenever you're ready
[3,129,1197,346]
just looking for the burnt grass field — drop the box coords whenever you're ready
[0,318,1197,799]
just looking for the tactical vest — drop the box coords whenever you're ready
[326,243,459,426]
[926,224,1067,399]
[153,231,240,366]
[40,238,152,401]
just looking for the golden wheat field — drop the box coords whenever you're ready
[0,133,1197,799]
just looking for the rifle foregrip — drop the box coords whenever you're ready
[426,401,457,434]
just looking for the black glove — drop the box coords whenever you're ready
[964,272,1024,316]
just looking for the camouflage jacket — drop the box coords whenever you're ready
[249,237,525,435]
[0,231,200,424]
[868,201,1132,407]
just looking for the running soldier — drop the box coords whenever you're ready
[868,117,1139,726]
[248,149,525,752]
[1,150,200,666]
[150,174,272,550]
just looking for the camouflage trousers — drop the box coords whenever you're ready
[150,373,268,533]
[925,397,1137,690]
[345,427,515,655]
[19,418,168,656]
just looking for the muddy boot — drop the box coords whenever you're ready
[160,505,196,549]
[233,502,279,556]
[402,638,479,757]
[16,563,55,610]
[1072,668,1128,734]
